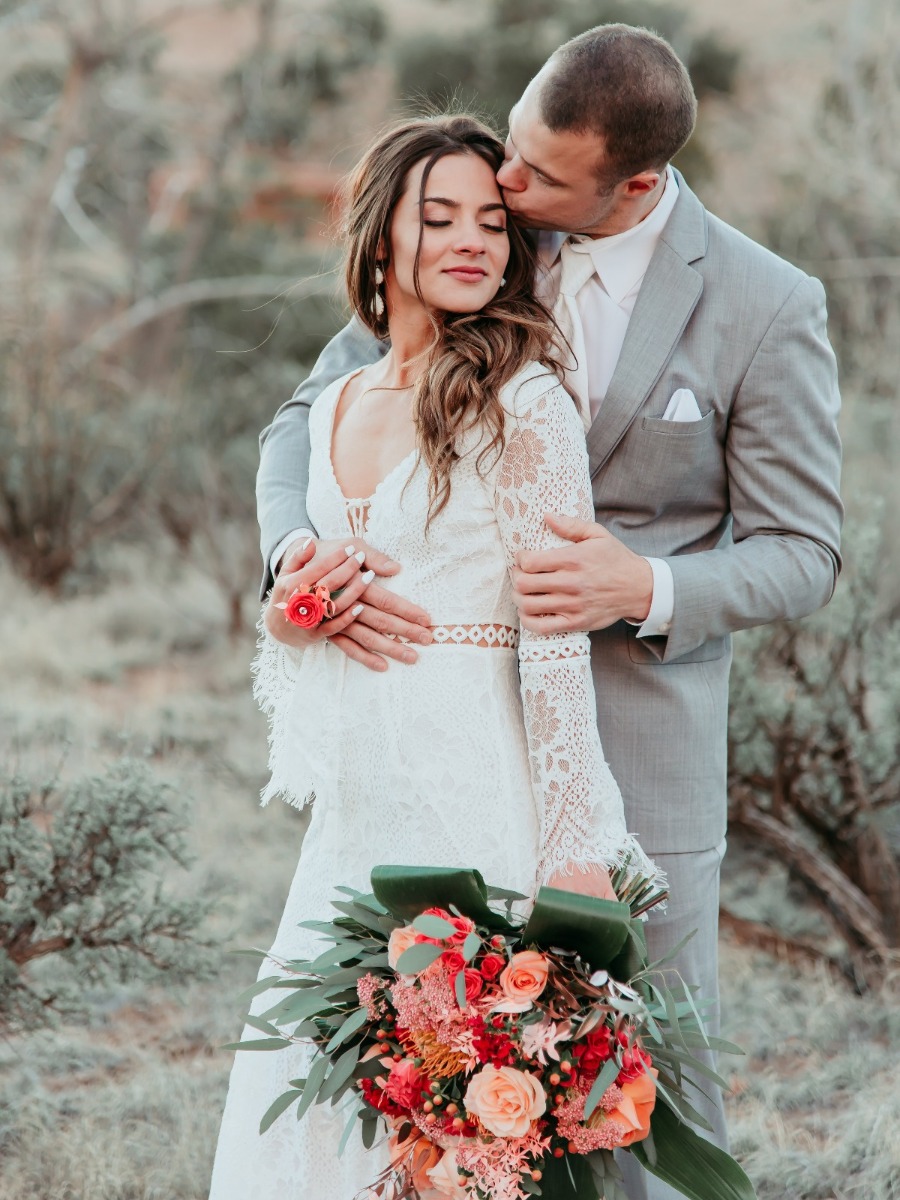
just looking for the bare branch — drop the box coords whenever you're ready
[66,272,338,368]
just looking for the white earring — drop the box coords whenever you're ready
[373,265,385,316]
[500,276,507,287]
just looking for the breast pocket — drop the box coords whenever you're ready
[627,409,721,510]
[639,409,715,437]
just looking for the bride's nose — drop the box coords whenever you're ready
[453,220,487,255]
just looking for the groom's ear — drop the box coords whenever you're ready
[623,171,662,197]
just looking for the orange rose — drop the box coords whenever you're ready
[464,1064,546,1138]
[499,951,549,1005]
[388,924,419,970]
[588,1068,657,1148]
[389,1125,443,1193]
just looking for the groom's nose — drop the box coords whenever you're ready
[496,157,526,192]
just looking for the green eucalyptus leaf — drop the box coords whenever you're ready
[319,1042,362,1102]
[294,1054,330,1122]
[395,942,444,974]
[584,1057,620,1119]
[462,931,482,961]
[259,1088,300,1134]
[454,969,467,1010]
[226,1036,291,1052]
[325,1006,370,1053]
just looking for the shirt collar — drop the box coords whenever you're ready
[546,167,679,303]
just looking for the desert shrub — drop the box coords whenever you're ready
[727,510,900,986]
[0,761,217,1033]
[0,330,171,590]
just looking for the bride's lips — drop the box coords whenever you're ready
[443,267,488,282]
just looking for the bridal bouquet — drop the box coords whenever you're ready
[234,867,755,1200]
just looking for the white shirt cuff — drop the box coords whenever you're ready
[634,557,674,637]
[270,528,315,579]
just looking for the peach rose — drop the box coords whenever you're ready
[426,1147,468,1196]
[499,951,549,1005]
[588,1068,657,1148]
[389,1125,443,1194]
[388,924,419,970]
[464,1064,547,1138]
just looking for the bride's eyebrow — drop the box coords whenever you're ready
[423,197,507,214]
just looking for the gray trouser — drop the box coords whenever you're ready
[617,840,729,1200]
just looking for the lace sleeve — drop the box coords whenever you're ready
[493,381,664,893]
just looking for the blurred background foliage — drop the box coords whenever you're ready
[0,1,898,1194]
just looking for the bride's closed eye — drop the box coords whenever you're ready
[423,219,507,233]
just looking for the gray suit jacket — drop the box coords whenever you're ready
[256,175,842,854]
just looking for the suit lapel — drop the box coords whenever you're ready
[585,176,709,476]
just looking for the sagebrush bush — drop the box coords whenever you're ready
[0,760,218,1032]
[727,510,900,981]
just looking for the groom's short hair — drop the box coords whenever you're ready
[540,24,697,183]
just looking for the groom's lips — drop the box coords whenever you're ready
[443,267,487,282]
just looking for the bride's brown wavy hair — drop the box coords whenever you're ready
[342,114,564,524]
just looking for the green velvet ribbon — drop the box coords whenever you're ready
[368,864,756,1200]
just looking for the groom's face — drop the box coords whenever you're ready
[497,77,620,236]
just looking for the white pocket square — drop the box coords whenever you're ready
[662,388,703,422]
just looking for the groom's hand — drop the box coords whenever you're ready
[546,863,617,902]
[271,536,432,670]
[512,513,653,634]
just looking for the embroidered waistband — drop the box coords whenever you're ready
[387,623,519,649]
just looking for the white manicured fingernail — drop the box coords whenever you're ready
[345,545,356,556]
[301,536,313,550]
[351,604,364,616]
[361,569,375,584]
[354,550,366,563]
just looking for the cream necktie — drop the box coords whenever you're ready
[553,240,597,430]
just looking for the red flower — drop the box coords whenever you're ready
[383,1058,425,1109]
[480,953,505,980]
[463,969,484,1002]
[360,1076,406,1119]
[572,1027,613,1075]
[442,950,466,975]
[617,1044,653,1084]
[283,590,325,629]
[448,915,475,945]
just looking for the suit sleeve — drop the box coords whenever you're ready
[660,274,843,662]
[256,316,386,597]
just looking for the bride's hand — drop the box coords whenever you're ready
[545,862,618,902]
[269,537,433,668]
[266,539,370,648]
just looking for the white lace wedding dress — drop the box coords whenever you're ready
[209,361,661,1200]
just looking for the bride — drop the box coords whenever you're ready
[209,113,662,1200]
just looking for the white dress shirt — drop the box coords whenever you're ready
[540,168,680,637]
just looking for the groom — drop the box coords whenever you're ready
[255,24,842,1198]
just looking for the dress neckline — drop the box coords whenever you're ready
[324,367,419,508]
